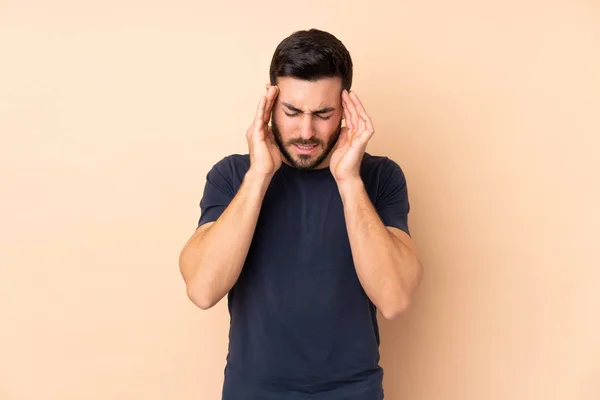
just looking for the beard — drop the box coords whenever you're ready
[271,112,342,171]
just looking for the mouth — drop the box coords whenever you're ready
[293,143,319,155]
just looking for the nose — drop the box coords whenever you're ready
[298,114,314,140]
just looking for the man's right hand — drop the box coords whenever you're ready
[181,84,281,309]
[246,84,282,179]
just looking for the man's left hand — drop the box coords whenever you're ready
[329,90,375,185]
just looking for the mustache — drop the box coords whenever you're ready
[288,139,322,146]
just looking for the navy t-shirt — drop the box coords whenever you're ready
[197,153,410,400]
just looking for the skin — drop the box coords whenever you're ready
[179,77,423,318]
[270,77,342,171]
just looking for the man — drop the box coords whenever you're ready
[179,29,423,400]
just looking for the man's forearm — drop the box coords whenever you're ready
[338,178,421,319]
[180,171,271,309]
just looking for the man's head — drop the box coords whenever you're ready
[268,29,353,170]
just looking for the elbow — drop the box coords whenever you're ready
[181,265,218,310]
[379,295,411,320]
[179,250,218,310]
[381,260,424,320]
[379,281,417,319]
[186,284,219,310]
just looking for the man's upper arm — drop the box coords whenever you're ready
[197,157,237,229]
[374,158,411,237]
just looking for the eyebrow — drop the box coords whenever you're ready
[281,102,335,115]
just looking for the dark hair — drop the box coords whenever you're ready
[269,29,353,91]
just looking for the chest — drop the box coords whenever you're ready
[246,173,356,278]
[235,172,370,312]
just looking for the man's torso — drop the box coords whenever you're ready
[204,154,397,399]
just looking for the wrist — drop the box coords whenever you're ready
[337,176,365,202]
[244,169,273,192]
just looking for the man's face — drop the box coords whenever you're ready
[271,77,343,170]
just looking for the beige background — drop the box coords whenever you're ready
[1,0,599,399]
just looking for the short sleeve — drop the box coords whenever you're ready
[197,157,236,228]
[374,158,411,236]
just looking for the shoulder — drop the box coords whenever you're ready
[360,152,407,183]
[207,153,250,180]
[359,152,409,206]
[209,153,250,174]
[204,153,250,192]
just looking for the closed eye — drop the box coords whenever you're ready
[284,112,332,121]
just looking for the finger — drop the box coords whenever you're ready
[342,98,353,131]
[358,124,376,144]
[262,86,271,124]
[341,94,352,131]
[248,94,265,140]
[253,94,267,137]
[355,118,375,147]
[264,85,278,124]
[348,91,367,133]
[344,93,374,148]
[343,90,359,133]
[349,91,374,133]
[262,85,271,123]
